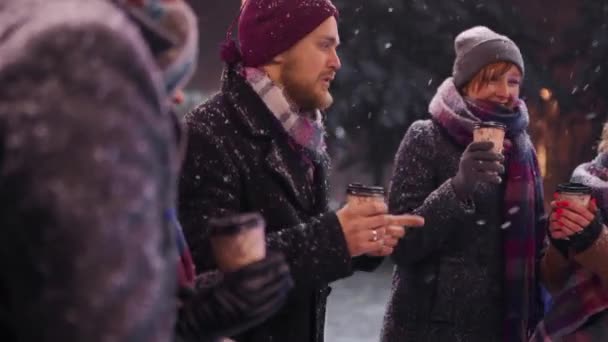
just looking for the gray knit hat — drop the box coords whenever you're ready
[452,26,524,88]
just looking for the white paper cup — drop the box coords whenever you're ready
[474,122,506,154]
[556,183,592,207]
[346,183,386,206]
[209,213,266,273]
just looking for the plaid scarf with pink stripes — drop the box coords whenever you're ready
[242,67,327,154]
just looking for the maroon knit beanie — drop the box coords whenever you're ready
[221,0,339,67]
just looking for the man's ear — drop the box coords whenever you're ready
[272,52,286,64]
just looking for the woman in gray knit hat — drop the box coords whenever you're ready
[380,26,546,342]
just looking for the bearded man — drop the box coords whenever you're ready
[178,1,424,341]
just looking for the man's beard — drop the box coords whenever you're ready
[280,62,333,112]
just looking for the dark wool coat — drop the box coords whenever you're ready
[178,66,382,342]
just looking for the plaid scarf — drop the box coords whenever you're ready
[531,267,608,341]
[429,78,546,341]
[529,153,608,340]
[166,208,196,289]
[167,109,196,291]
[242,67,327,155]
[533,311,608,342]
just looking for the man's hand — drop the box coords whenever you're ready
[336,202,424,257]
[366,215,424,256]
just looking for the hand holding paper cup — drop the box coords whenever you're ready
[556,182,592,207]
[549,183,594,241]
[343,183,424,256]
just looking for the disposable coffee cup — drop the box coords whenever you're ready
[209,212,266,273]
[346,183,386,206]
[474,121,506,154]
[556,182,592,207]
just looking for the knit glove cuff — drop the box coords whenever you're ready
[570,212,604,254]
[548,230,570,259]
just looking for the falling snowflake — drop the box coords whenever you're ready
[508,206,520,215]
[335,126,346,139]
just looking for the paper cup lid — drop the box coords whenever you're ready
[346,183,385,197]
[474,121,506,130]
[208,212,265,236]
[556,182,592,195]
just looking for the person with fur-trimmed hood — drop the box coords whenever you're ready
[0,0,185,340]
[0,0,291,341]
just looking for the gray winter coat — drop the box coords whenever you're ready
[381,120,505,342]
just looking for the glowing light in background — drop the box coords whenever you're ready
[539,88,552,101]
[537,142,547,177]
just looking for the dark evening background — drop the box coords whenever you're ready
[187,1,608,340]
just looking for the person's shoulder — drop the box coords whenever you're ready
[0,0,168,123]
[408,119,436,134]
[184,93,236,135]
[1,0,161,83]
[402,119,439,143]
[186,93,225,120]
[571,161,596,184]
[24,0,138,36]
